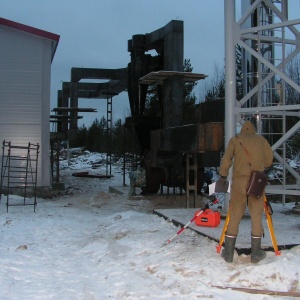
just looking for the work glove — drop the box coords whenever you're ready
[218,176,226,182]
[215,176,228,193]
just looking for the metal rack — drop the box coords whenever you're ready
[0,141,39,212]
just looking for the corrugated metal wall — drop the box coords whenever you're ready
[0,26,51,189]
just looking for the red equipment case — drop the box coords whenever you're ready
[194,209,220,227]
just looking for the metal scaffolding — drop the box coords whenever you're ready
[225,0,300,203]
[0,141,39,212]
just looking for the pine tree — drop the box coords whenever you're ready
[112,118,124,157]
[70,124,88,148]
[183,59,197,124]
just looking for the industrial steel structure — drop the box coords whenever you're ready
[225,0,300,202]
[52,1,299,204]
[52,21,224,207]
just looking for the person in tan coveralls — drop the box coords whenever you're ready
[218,121,273,263]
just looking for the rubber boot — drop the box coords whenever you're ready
[251,236,266,263]
[221,235,236,263]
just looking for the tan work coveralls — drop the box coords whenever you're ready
[219,121,273,237]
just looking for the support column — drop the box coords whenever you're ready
[224,0,237,213]
[163,20,184,129]
[69,81,78,139]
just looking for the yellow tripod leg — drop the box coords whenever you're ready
[264,196,281,256]
[216,209,230,253]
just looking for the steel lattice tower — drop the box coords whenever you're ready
[225,0,300,204]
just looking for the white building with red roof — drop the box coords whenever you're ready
[0,17,60,197]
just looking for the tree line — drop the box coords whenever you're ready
[69,117,129,158]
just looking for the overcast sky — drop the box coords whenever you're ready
[1,1,300,128]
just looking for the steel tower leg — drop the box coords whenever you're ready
[224,0,237,213]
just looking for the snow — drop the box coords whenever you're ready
[0,151,299,300]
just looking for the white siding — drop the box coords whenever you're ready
[0,25,52,188]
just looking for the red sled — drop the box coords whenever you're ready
[194,209,220,227]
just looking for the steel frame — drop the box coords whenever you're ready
[225,0,300,202]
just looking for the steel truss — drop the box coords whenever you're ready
[225,0,300,202]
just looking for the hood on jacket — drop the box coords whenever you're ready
[241,121,256,134]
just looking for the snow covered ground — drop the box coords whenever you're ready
[0,151,299,300]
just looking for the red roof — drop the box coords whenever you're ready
[0,17,60,61]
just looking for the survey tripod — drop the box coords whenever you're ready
[216,196,281,256]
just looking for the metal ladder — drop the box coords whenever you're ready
[0,140,39,212]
